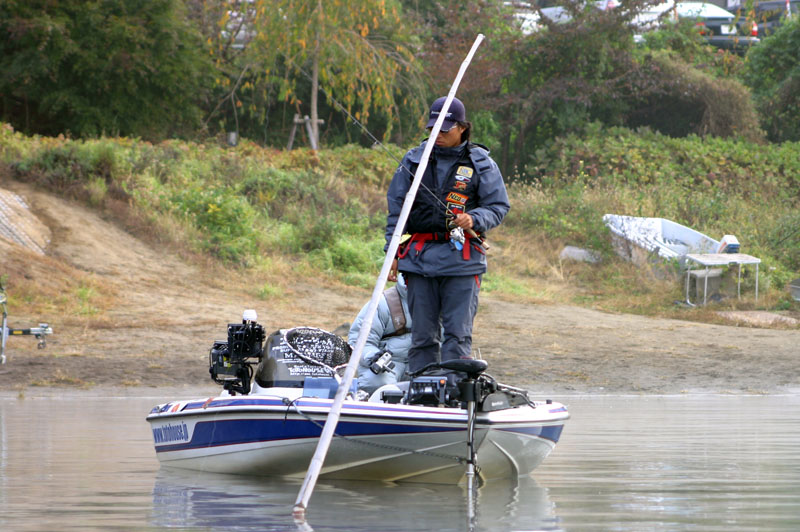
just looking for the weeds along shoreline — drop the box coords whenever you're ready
[1,122,798,322]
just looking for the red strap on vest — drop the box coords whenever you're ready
[397,232,485,261]
[397,233,439,258]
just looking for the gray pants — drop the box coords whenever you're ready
[403,273,481,374]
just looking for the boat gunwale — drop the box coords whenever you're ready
[146,397,569,427]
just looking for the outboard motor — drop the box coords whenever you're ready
[209,309,265,395]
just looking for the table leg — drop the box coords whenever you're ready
[737,264,742,299]
[686,268,692,306]
[703,266,709,305]
[755,264,759,301]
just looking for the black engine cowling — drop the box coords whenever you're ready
[209,313,265,395]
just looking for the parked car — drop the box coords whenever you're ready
[515,10,543,34]
[535,0,761,52]
[633,2,760,52]
[537,0,621,25]
[674,2,760,52]
[748,0,800,35]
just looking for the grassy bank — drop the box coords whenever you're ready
[1,122,798,320]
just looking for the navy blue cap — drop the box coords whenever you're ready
[426,97,466,131]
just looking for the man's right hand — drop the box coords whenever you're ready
[388,258,398,282]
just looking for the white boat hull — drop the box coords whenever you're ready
[604,214,720,265]
[147,391,567,484]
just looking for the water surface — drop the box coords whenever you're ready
[1,393,798,531]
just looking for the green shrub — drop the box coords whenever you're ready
[639,19,710,60]
[311,236,384,274]
[625,52,763,141]
[637,19,748,79]
[506,178,612,255]
[520,124,800,278]
[506,5,645,151]
[742,16,800,142]
[0,1,212,139]
[2,125,797,307]
[171,187,260,262]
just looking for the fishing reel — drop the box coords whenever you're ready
[209,309,265,395]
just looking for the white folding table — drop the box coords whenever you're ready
[685,253,761,306]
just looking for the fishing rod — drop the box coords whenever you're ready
[292,33,485,520]
[293,63,488,248]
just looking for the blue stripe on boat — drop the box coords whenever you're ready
[155,418,462,453]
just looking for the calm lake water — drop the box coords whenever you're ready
[1,393,798,531]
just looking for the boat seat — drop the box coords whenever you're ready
[439,359,488,379]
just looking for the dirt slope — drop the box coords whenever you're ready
[1,180,798,395]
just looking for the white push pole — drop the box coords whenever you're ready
[292,33,485,519]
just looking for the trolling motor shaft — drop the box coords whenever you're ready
[438,358,489,484]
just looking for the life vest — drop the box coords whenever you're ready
[406,143,484,234]
[396,142,492,261]
[381,286,408,338]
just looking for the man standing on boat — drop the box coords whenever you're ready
[348,273,412,393]
[385,96,509,375]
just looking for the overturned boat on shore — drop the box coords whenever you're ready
[146,313,569,484]
[603,214,728,266]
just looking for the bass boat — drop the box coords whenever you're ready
[146,312,569,484]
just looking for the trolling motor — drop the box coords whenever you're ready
[405,360,474,408]
[0,278,53,364]
[209,309,265,395]
[407,359,489,491]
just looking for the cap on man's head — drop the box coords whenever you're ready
[426,96,466,131]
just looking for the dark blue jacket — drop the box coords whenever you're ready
[385,140,509,276]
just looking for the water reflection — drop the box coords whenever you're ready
[535,395,800,531]
[2,394,800,531]
[150,468,560,532]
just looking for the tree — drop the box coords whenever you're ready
[742,14,800,142]
[398,0,524,173]
[500,1,653,174]
[0,0,213,139]
[216,0,424,147]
